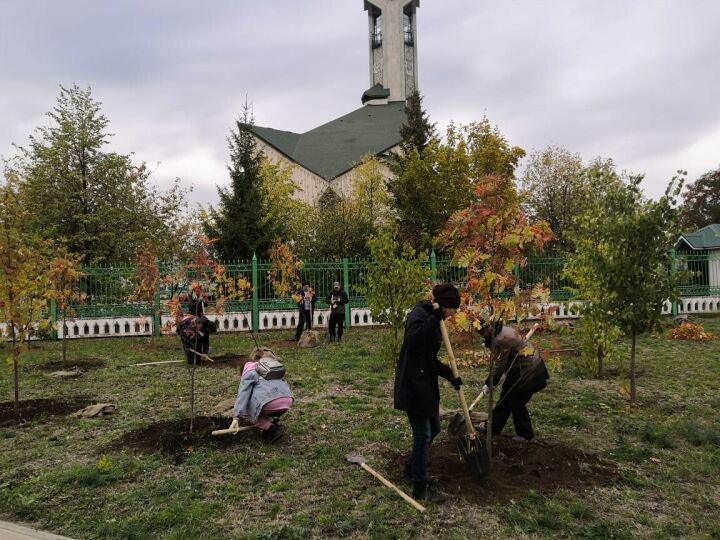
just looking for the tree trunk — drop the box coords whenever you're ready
[486,356,494,466]
[13,352,19,416]
[189,366,196,435]
[62,311,67,363]
[597,345,604,379]
[630,328,637,403]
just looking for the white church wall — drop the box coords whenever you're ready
[330,150,397,197]
[255,139,330,205]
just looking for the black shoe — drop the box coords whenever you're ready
[261,424,283,443]
[412,481,446,503]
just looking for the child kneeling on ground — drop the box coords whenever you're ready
[229,356,294,443]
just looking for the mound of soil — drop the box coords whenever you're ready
[204,353,250,369]
[37,358,105,372]
[386,436,617,504]
[108,416,255,463]
[0,397,90,427]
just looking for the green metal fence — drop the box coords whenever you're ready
[69,252,720,324]
[675,250,720,297]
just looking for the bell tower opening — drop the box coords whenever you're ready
[363,0,419,104]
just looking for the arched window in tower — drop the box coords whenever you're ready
[371,10,383,48]
[403,13,413,45]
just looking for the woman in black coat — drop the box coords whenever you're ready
[394,284,462,503]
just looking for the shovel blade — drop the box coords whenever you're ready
[345,454,366,466]
[457,435,490,479]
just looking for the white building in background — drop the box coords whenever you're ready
[249,0,420,204]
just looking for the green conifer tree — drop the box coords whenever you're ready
[203,102,271,260]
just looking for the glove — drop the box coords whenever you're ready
[451,376,463,390]
[480,384,490,397]
[432,302,446,320]
[229,418,239,432]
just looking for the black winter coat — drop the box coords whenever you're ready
[326,289,349,315]
[485,324,549,395]
[394,301,455,416]
[177,315,217,365]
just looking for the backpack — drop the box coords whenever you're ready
[256,356,286,380]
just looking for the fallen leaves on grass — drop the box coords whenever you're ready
[666,321,715,341]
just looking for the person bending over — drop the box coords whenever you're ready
[477,319,549,442]
[230,357,294,443]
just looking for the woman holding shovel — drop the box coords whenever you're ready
[394,284,462,503]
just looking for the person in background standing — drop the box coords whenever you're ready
[293,282,317,341]
[326,281,349,342]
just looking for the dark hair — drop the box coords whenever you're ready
[303,281,310,286]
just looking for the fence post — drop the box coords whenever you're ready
[670,249,678,317]
[49,299,58,341]
[514,263,521,291]
[343,257,351,329]
[153,261,162,337]
[430,249,437,283]
[252,253,259,333]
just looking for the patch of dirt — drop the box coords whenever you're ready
[386,435,617,504]
[268,339,296,349]
[36,358,105,372]
[108,416,256,463]
[203,353,250,370]
[0,397,90,427]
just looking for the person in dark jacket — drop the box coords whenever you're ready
[177,314,217,365]
[326,281,349,342]
[186,281,208,316]
[478,320,549,442]
[394,284,462,503]
[293,282,317,341]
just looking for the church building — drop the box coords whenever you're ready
[250,0,419,203]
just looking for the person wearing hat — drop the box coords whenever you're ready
[325,282,349,342]
[477,319,549,442]
[394,283,463,503]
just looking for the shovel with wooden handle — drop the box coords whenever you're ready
[345,454,426,513]
[438,315,489,479]
[211,425,256,436]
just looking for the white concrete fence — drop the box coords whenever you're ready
[3,297,718,340]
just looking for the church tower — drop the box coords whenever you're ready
[363,0,419,104]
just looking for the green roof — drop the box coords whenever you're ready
[676,224,720,250]
[251,101,406,180]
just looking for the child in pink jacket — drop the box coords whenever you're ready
[229,359,293,443]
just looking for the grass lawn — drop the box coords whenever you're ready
[1,317,719,539]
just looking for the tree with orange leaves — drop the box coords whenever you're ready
[438,173,552,457]
[47,252,86,362]
[439,174,552,322]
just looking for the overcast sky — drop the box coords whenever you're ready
[1,0,719,208]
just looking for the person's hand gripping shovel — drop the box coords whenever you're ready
[437,306,490,479]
